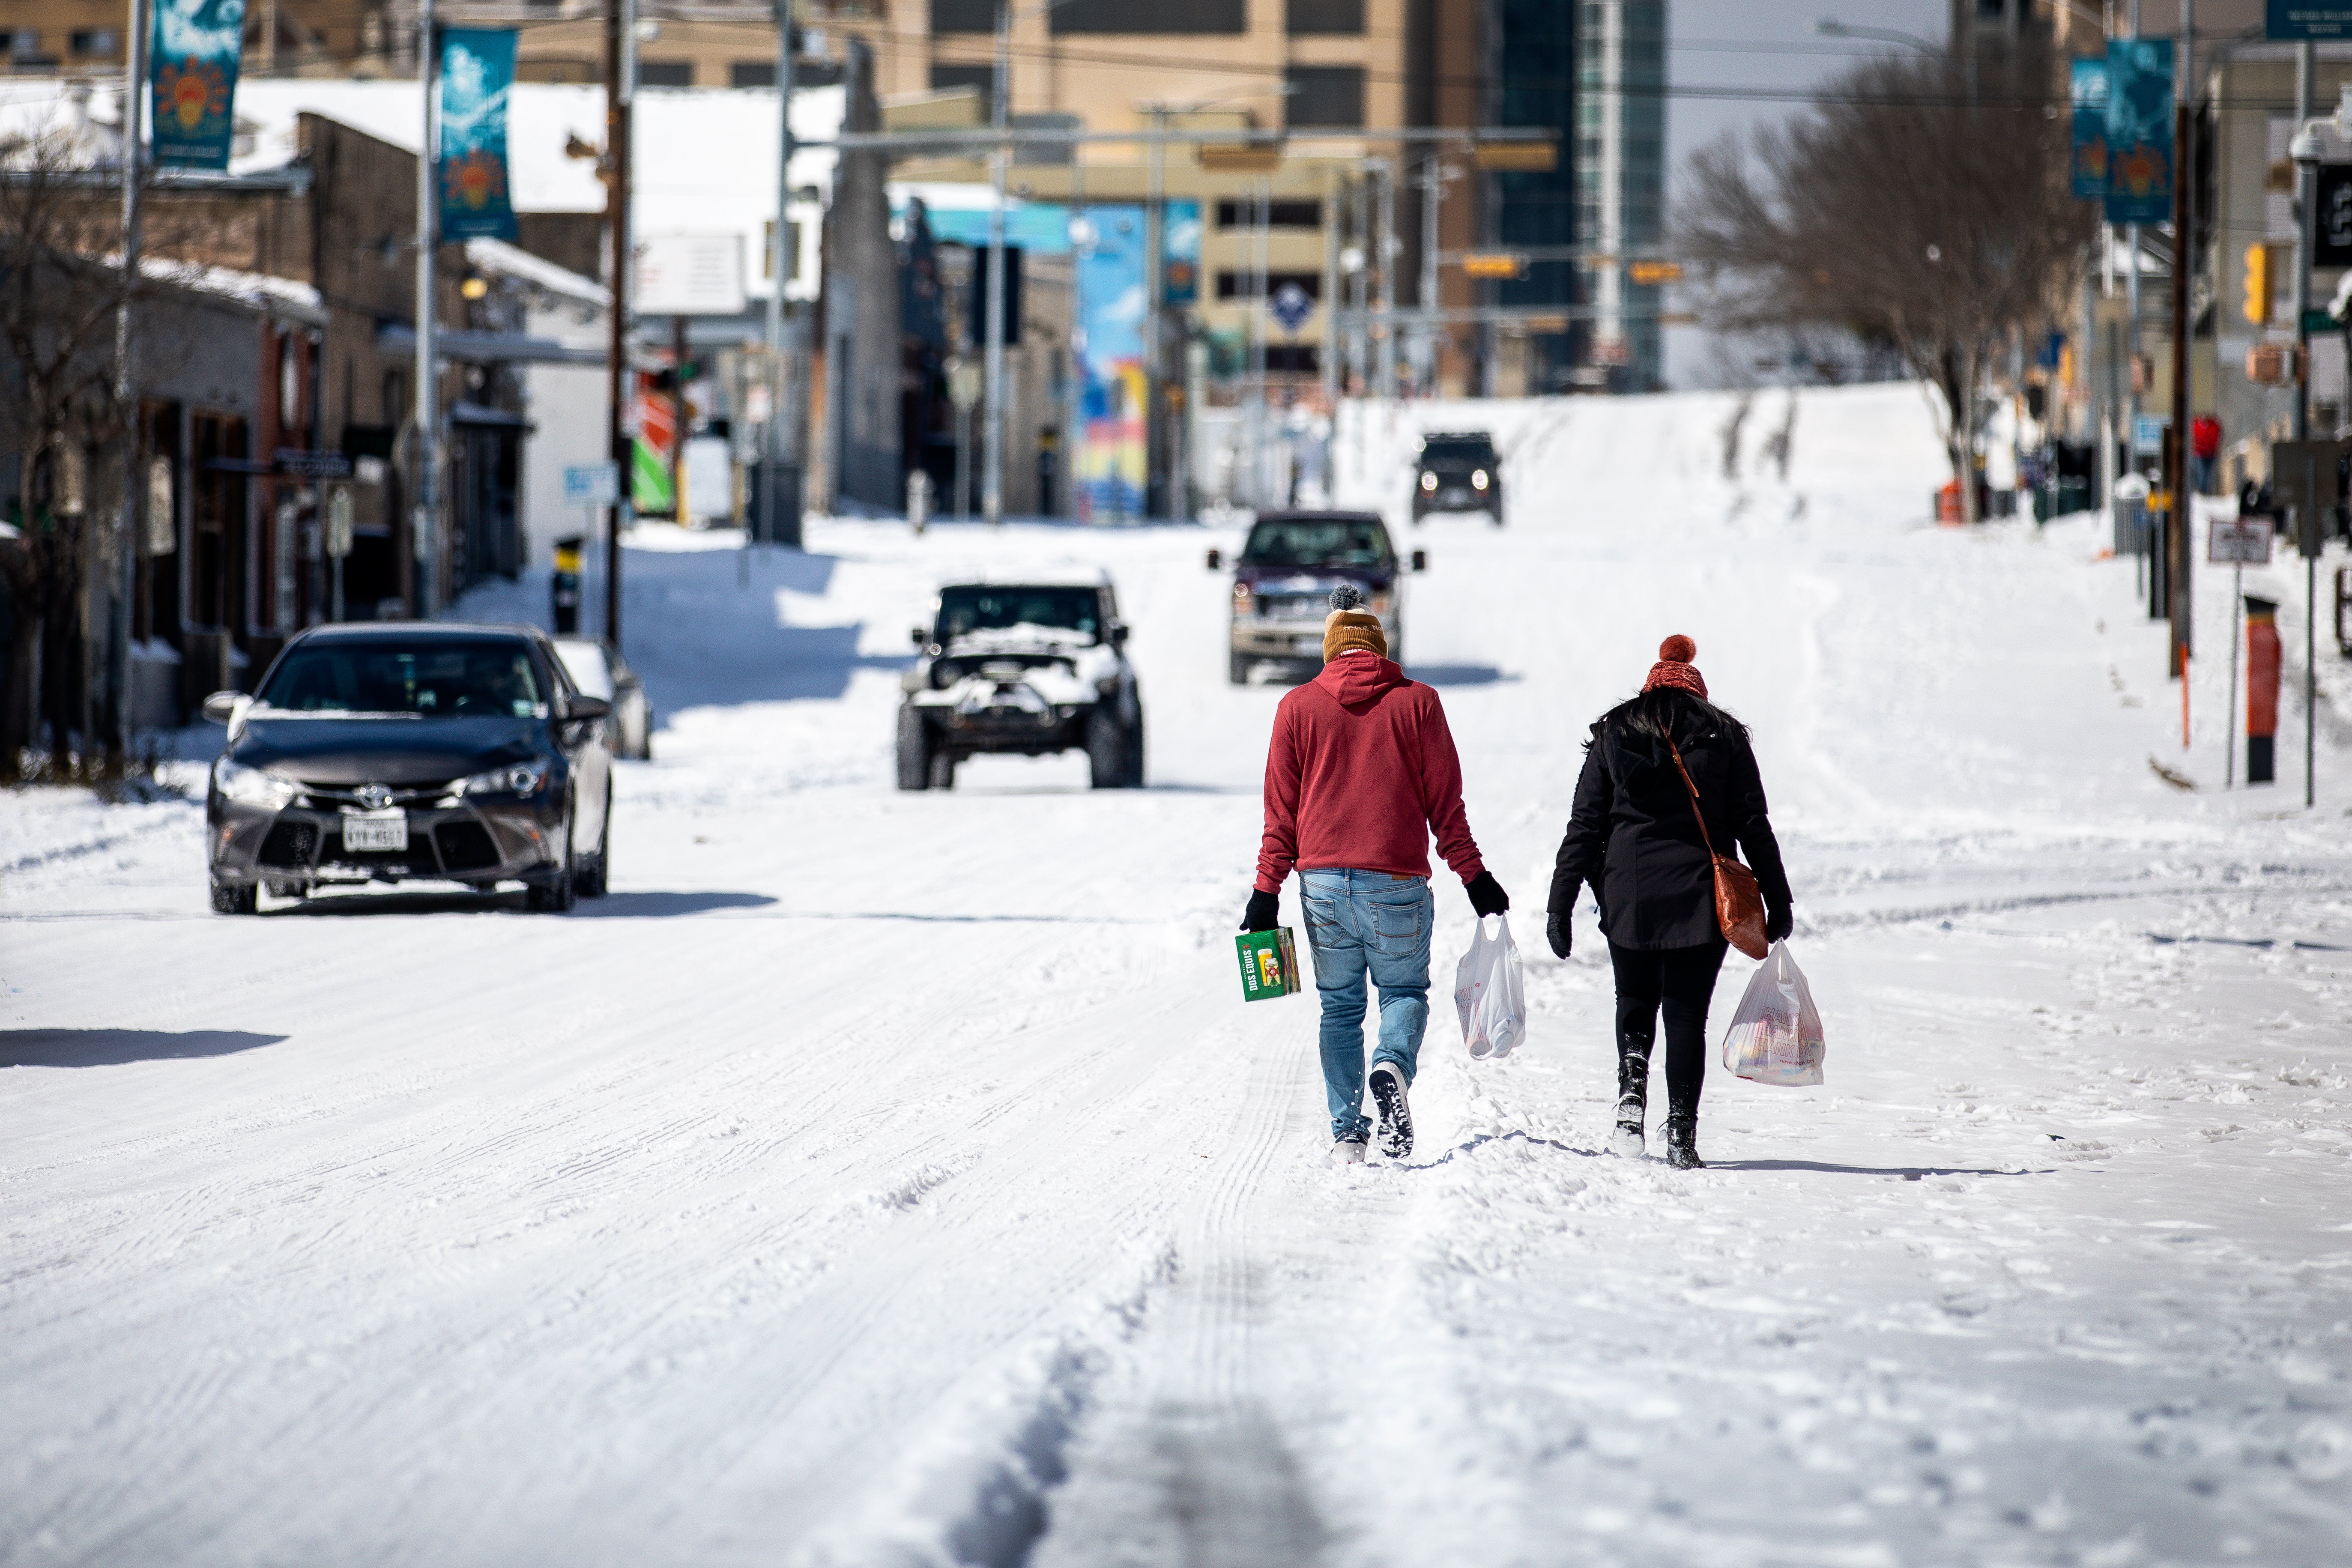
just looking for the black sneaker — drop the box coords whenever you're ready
[1369,1061,1413,1159]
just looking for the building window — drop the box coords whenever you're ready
[932,0,996,33]
[1215,270,1323,301]
[930,61,998,103]
[1051,0,1246,34]
[731,60,775,87]
[69,29,118,57]
[637,60,693,87]
[1264,345,1319,376]
[1215,199,1321,229]
[1285,66,1363,128]
[1286,0,1362,34]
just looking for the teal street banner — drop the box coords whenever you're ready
[2070,56,2109,200]
[1163,199,1201,305]
[149,0,246,170]
[2105,38,2173,225]
[439,29,518,241]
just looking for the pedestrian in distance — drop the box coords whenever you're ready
[1242,585,1509,1165]
[1545,636,1793,1170]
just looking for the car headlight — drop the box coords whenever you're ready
[1231,582,1255,610]
[459,760,550,797]
[214,759,300,810]
[1421,472,1438,491]
[1472,469,1489,490]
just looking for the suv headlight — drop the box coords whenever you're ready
[1420,472,1438,491]
[459,760,550,797]
[1472,469,1489,490]
[214,759,300,809]
[1231,582,1255,610]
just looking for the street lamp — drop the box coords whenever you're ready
[1809,18,1942,56]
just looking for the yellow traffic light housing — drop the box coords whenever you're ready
[2244,242,2271,326]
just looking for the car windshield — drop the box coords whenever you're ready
[1239,518,1393,569]
[1420,438,1494,464]
[936,586,1102,645]
[256,640,545,717]
[554,641,615,701]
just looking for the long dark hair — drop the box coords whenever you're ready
[1587,686,1750,750]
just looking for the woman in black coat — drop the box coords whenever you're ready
[1545,636,1793,1169]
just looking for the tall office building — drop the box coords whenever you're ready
[1575,0,1665,391]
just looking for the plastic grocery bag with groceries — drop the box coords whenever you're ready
[1721,941,1826,1085]
[1453,914,1527,1060]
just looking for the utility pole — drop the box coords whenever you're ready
[2168,0,2193,678]
[414,0,438,621]
[1145,104,1165,517]
[760,0,795,548]
[113,0,145,753]
[1418,155,1440,393]
[604,0,635,645]
[2294,39,2315,443]
[982,0,1011,527]
[1320,165,1340,412]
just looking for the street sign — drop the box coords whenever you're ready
[2209,516,2275,564]
[1269,281,1315,333]
[2268,1,2352,39]
[563,462,620,507]
[275,448,353,480]
[2133,412,2171,454]
[325,485,355,558]
[2306,307,2346,334]
[634,233,747,316]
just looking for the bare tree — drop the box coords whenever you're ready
[1675,45,2091,521]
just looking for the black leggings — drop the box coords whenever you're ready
[1608,939,1729,1117]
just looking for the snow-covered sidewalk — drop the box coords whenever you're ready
[4,384,2348,1567]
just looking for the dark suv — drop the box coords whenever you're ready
[1413,430,1504,524]
[1215,510,1425,683]
[897,577,1144,790]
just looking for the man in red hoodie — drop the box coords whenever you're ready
[1241,585,1508,1163]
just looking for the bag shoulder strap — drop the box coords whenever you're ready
[1662,734,1722,861]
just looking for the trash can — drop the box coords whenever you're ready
[2111,474,2149,556]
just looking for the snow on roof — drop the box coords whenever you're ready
[224,81,840,302]
[465,236,607,308]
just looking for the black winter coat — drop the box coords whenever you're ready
[1548,699,1792,951]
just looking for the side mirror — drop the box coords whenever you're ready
[1108,621,1130,650]
[1411,550,1429,573]
[1205,548,1222,570]
[566,694,612,722]
[200,690,241,725]
[911,626,929,648]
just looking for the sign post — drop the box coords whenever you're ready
[2210,513,2275,786]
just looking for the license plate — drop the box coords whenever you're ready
[343,810,408,852]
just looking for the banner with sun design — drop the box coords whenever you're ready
[149,0,245,169]
[439,29,519,241]
[2104,38,2173,226]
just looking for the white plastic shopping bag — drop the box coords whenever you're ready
[1453,914,1528,1060]
[1720,940,1826,1086]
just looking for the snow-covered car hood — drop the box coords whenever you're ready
[230,714,547,786]
[908,636,1120,705]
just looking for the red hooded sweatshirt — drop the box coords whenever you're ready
[1255,651,1486,893]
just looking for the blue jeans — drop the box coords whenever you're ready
[1299,868,1434,1142]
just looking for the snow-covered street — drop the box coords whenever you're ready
[6,385,2349,1567]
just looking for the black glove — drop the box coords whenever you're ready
[1766,902,1793,944]
[1545,911,1572,959]
[1466,870,1509,918]
[1240,888,1279,932]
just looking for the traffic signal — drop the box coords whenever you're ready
[2244,242,2271,326]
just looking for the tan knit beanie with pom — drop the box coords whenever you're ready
[1322,584,1389,662]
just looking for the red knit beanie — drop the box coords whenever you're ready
[1642,634,1707,699]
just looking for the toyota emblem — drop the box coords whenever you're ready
[356,784,394,812]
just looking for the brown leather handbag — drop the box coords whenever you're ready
[1665,737,1770,960]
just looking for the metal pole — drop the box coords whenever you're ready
[1145,106,1163,518]
[1320,166,1340,412]
[2226,559,2240,786]
[415,0,437,621]
[1249,176,1268,504]
[761,0,793,549]
[114,0,145,753]
[1374,158,1395,400]
[2169,0,2193,675]
[604,0,634,647]
[982,0,1009,527]
[2295,39,2315,443]
[2308,549,2318,808]
[1418,155,1440,394]
[669,314,687,520]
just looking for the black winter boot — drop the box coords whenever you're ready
[1662,1113,1705,1170]
[1611,1037,1651,1157]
